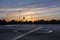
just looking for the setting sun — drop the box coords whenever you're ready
[23,16,38,22]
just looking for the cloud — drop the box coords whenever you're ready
[0,0,60,8]
[0,0,60,20]
[0,7,60,15]
[0,7,60,20]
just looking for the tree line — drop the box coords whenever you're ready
[0,19,60,25]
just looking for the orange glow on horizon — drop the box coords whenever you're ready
[22,16,39,22]
[4,16,39,22]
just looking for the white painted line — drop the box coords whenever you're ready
[16,27,42,40]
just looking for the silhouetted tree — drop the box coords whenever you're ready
[0,19,60,25]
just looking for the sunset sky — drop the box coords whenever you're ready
[0,0,60,21]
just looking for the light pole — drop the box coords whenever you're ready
[18,11,21,21]
[18,11,25,22]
